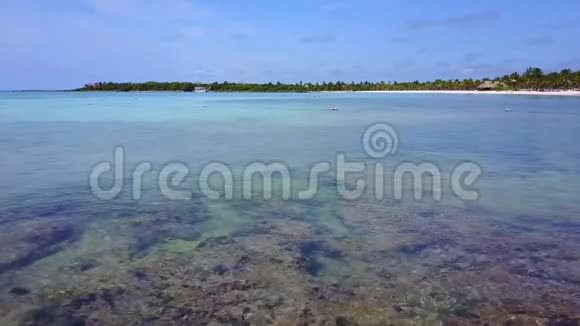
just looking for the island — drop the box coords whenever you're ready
[76,67,580,94]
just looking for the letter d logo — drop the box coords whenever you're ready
[89,146,125,200]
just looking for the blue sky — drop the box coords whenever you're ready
[1,0,579,89]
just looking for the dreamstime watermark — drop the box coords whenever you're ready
[89,123,482,202]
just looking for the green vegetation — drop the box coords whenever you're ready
[76,67,580,92]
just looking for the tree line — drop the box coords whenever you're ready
[76,67,580,92]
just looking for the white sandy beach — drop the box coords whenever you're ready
[350,90,580,96]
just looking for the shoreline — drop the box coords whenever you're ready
[67,90,580,96]
[324,90,580,96]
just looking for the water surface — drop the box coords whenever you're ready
[1,91,579,325]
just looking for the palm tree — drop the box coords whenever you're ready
[560,69,572,88]
[523,67,544,90]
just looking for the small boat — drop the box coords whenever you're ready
[331,107,339,111]
[504,108,512,112]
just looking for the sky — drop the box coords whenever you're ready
[1,0,579,90]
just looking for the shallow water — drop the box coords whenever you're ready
[0,92,579,325]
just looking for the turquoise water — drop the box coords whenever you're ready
[2,91,579,214]
[1,91,580,324]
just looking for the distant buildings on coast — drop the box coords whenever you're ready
[193,86,209,93]
[477,80,507,91]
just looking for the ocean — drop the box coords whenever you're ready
[1,91,579,324]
